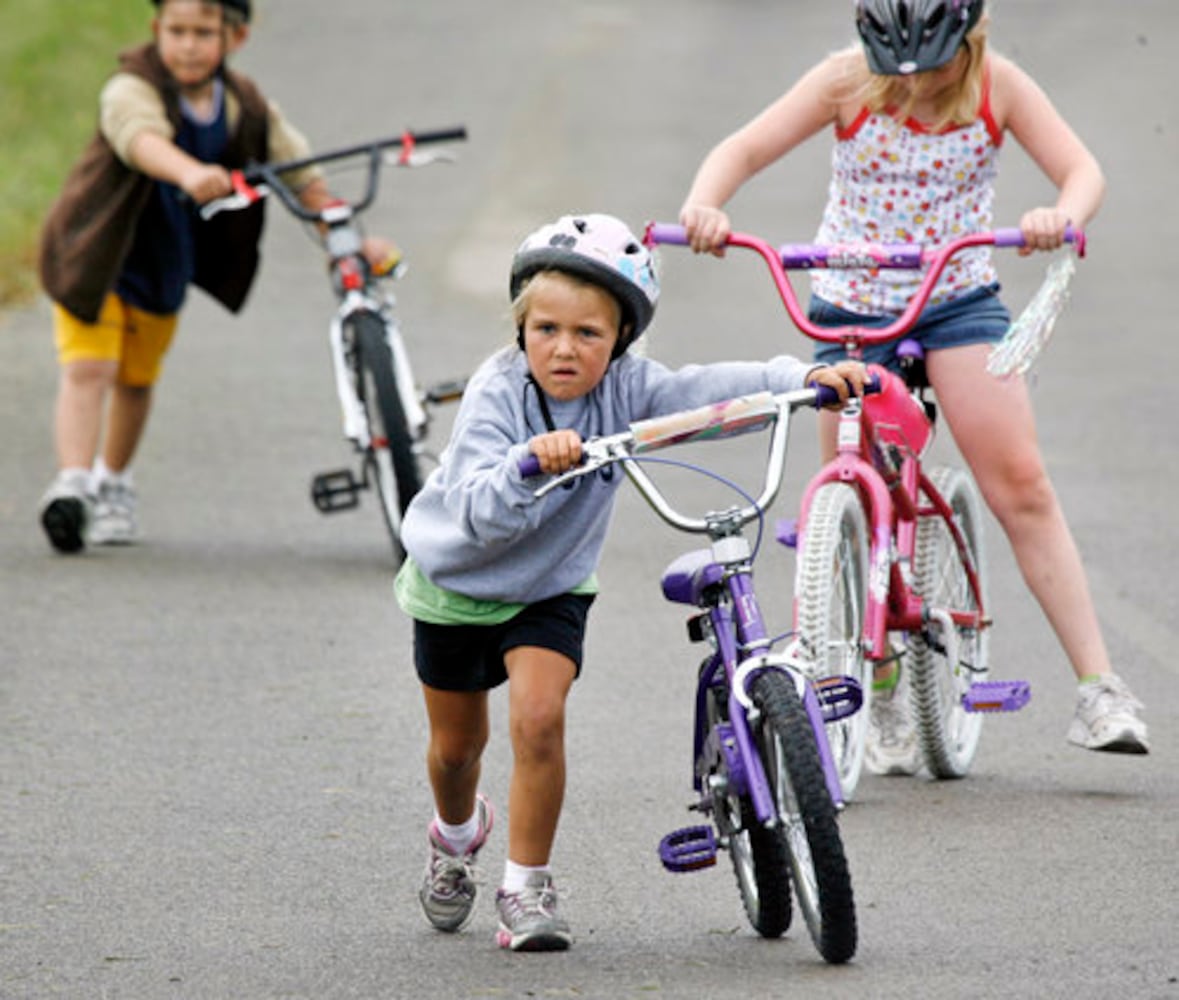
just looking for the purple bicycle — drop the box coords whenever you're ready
[524,386,863,964]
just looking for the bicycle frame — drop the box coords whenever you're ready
[644,223,1074,787]
[529,388,855,810]
[646,221,1077,668]
[526,387,860,961]
[200,128,468,559]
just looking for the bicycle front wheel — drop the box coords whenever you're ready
[909,465,989,778]
[750,670,857,964]
[701,669,792,939]
[352,312,423,562]
[795,483,871,802]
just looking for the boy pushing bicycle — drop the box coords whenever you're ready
[37,0,397,553]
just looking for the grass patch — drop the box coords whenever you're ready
[0,3,145,307]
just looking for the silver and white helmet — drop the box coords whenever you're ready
[856,0,983,75]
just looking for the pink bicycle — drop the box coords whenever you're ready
[645,223,1082,800]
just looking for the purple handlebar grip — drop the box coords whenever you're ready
[644,222,689,247]
[992,225,1083,249]
[809,373,881,408]
[519,454,543,478]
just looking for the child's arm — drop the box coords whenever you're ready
[680,55,846,255]
[126,130,234,204]
[102,72,234,203]
[992,54,1106,252]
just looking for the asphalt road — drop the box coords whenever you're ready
[2,3,1177,998]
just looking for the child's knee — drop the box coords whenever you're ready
[430,735,485,775]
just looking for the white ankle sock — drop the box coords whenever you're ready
[91,459,132,491]
[435,809,480,854]
[502,859,550,893]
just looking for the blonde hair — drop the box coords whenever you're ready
[835,16,990,131]
[511,269,624,334]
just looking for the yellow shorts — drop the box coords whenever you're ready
[53,293,179,387]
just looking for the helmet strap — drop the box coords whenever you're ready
[525,374,557,433]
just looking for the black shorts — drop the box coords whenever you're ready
[413,593,596,692]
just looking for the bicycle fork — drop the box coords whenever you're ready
[311,305,428,514]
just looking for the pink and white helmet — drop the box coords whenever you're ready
[510,214,660,355]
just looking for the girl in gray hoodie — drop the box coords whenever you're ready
[395,213,866,951]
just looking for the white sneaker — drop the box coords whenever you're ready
[39,469,93,553]
[865,661,921,776]
[1067,674,1149,754]
[90,477,140,545]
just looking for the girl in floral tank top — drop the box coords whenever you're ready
[678,1,1149,763]
[813,74,1001,315]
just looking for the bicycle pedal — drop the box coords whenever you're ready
[311,469,363,512]
[815,675,864,722]
[424,378,467,404]
[659,825,717,873]
[963,680,1031,713]
[775,517,799,548]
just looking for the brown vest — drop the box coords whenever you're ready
[39,44,271,322]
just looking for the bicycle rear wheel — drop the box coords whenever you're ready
[795,482,870,802]
[909,465,989,778]
[749,670,857,964]
[701,669,793,939]
[352,312,423,562]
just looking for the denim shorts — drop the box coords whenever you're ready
[413,592,596,692]
[810,283,1010,372]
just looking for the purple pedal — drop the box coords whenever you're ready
[963,680,1030,713]
[775,517,799,548]
[659,825,717,873]
[815,675,864,723]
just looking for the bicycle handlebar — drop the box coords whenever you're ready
[200,125,467,223]
[643,223,1085,347]
[521,372,881,530]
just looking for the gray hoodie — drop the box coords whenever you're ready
[401,345,815,605]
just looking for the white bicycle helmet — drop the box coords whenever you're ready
[510,214,660,356]
[856,0,983,75]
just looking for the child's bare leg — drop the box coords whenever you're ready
[102,382,153,473]
[503,646,576,866]
[421,685,489,824]
[54,359,117,470]
[930,344,1111,681]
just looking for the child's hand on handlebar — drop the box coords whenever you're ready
[679,204,732,256]
[807,360,871,409]
[1017,207,1073,256]
[528,430,584,475]
[180,162,234,205]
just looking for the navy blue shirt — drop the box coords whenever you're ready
[115,82,230,315]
